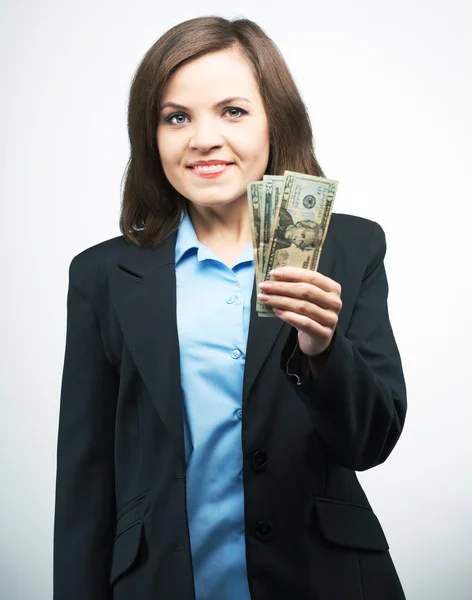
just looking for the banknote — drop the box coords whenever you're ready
[246,181,263,283]
[261,175,284,277]
[256,175,284,313]
[257,172,338,317]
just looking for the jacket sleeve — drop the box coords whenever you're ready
[282,221,407,471]
[54,257,118,599]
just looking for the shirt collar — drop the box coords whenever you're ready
[175,212,200,266]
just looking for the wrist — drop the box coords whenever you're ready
[307,331,336,377]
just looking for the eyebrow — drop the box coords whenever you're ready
[159,96,252,112]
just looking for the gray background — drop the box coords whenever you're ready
[1,0,471,598]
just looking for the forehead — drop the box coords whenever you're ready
[161,49,260,103]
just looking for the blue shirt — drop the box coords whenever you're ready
[175,212,254,600]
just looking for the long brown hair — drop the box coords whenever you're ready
[120,16,324,248]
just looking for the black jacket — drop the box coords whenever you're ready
[54,213,407,600]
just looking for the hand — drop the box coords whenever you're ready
[257,267,342,358]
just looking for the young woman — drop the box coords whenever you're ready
[54,16,407,600]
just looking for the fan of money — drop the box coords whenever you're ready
[247,171,339,317]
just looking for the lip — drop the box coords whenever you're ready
[187,161,234,179]
[187,160,232,167]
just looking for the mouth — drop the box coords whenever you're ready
[187,161,234,179]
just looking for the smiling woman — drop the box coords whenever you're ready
[119,16,323,249]
[156,50,270,220]
[54,15,407,600]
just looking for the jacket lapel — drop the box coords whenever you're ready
[108,232,182,441]
[242,286,285,404]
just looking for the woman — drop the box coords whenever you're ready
[54,16,407,600]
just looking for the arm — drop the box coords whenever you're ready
[54,258,118,599]
[259,221,407,471]
[282,222,407,471]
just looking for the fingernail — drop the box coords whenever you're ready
[270,270,283,279]
[258,282,271,291]
[257,293,270,303]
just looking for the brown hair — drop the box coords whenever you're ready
[120,16,324,248]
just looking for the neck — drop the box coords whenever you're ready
[187,198,252,247]
[186,198,253,268]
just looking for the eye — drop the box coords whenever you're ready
[223,107,248,119]
[165,113,189,125]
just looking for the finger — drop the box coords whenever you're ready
[258,280,342,312]
[270,267,341,295]
[258,294,339,329]
[274,309,333,341]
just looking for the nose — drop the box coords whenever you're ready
[188,119,224,152]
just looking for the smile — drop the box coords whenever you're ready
[188,163,233,178]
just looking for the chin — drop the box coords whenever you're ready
[186,191,244,207]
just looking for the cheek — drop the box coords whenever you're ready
[156,131,166,167]
[234,117,269,156]
[255,120,270,153]
[243,125,270,165]
[156,130,180,171]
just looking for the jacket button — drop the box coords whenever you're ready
[255,520,273,541]
[172,544,184,552]
[251,450,268,471]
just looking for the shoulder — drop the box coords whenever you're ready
[326,214,389,295]
[330,212,385,241]
[67,235,128,298]
[329,213,386,260]
[325,215,390,329]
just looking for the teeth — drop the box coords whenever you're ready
[193,164,227,172]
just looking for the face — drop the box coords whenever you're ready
[285,224,318,249]
[157,48,270,210]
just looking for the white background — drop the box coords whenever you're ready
[1,0,471,598]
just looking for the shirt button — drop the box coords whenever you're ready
[226,295,237,304]
[231,349,242,359]
[236,408,243,419]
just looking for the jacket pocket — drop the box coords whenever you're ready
[109,493,146,585]
[313,497,389,552]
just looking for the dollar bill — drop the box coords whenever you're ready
[256,175,284,313]
[258,172,338,317]
[247,181,263,283]
[261,175,284,276]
